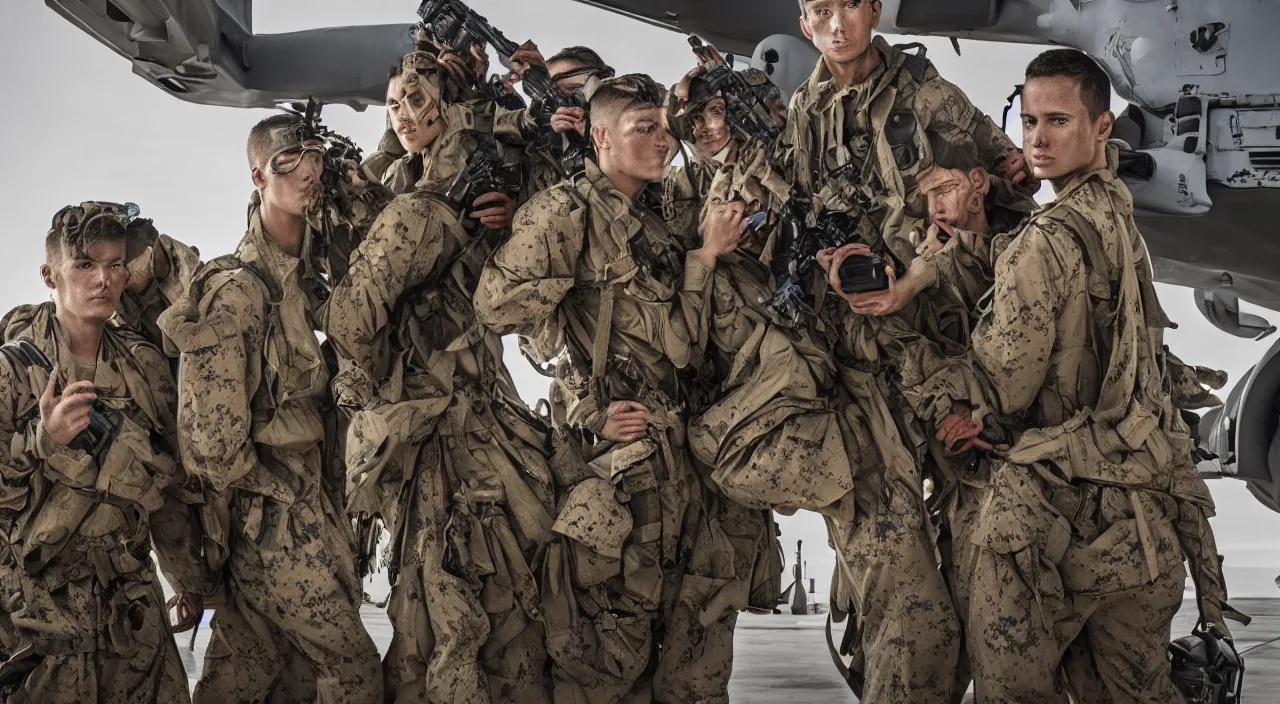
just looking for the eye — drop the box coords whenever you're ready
[1051,117,1068,126]
[76,261,93,270]
[410,94,426,108]
[1022,116,1036,128]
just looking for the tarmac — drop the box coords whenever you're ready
[178,597,1280,702]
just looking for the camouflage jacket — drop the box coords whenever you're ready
[379,101,513,197]
[494,105,571,204]
[159,205,332,510]
[476,159,716,429]
[776,35,1016,266]
[325,187,555,549]
[0,303,211,654]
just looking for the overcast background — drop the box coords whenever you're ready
[2,0,1277,601]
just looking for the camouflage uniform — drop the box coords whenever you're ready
[326,177,556,704]
[0,301,193,703]
[476,161,744,704]
[117,233,203,348]
[905,149,1229,702]
[159,200,382,704]
[494,106,573,202]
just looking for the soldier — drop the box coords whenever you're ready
[911,49,1232,701]
[498,45,616,200]
[158,113,382,703]
[475,74,748,704]
[0,204,196,702]
[325,50,558,704]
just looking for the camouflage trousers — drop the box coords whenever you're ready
[825,464,962,704]
[2,576,189,704]
[193,488,382,704]
[961,461,1187,703]
[381,436,551,704]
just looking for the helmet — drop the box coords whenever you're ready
[1167,627,1244,704]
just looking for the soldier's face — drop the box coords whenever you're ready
[597,106,670,183]
[255,141,323,218]
[43,239,128,324]
[921,166,986,232]
[800,0,880,66]
[387,75,443,154]
[1021,76,1113,182]
[549,59,590,97]
[691,98,731,159]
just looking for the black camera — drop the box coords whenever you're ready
[444,153,520,224]
[0,340,122,462]
[837,253,889,295]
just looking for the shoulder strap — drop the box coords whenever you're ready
[894,42,930,84]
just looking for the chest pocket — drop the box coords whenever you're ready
[884,108,920,171]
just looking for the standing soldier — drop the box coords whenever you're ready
[0,204,197,702]
[913,49,1233,701]
[158,114,382,703]
[475,74,748,704]
[325,50,556,704]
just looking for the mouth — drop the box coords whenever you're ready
[397,123,417,136]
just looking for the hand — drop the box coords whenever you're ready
[600,401,649,443]
[39,377,97,447]
[437,51,472,85]
[695,201,748,265]
[672,66,704,103]
[508,41,545,77]
[502,71,520,94]
[936,414,992,453]
[1000,150,1039,193]
[470,192,516,229]
[167,592,204,633]
[917,223,952,255]
[550,107,586,136]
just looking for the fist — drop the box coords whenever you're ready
[39,376,97,448]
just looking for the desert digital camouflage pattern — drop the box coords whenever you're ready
[326,182,556,703]
[0,299,193,703]
[905,148,1232,701]
[476,159,752,703]
[158,201,381,704]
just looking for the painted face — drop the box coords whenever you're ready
[47,237,128,325]
[1021,75,1111,182]
[386,72,444,154]
[920,166,986,231]
[255,120,323,218]
[690,97,732,159]
[549,58,592,98]
[602,106,671,184]
[800,0,880,68]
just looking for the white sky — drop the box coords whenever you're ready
[2,0,1277,597]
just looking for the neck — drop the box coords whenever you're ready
[55,308,104,360]
[827,45,882,88]
[259,197,306,257]
[599,160,647,200]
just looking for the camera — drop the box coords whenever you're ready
[838,254,890,295]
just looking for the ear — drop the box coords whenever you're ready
[1096,110,1116,143]
[251,165,268,192]
[968,167,991,198]
[870,0,883,26]
[40,264,56,291]
[591,123,609,153]
[799,14,814,42]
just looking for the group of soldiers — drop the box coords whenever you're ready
[0,0,1246,702]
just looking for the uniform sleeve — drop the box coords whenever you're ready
[165,276,266,493]
[493,106,537,147]
[474,190,583,341]
[325,196,446,376]
[0,359,39,518]
[972,224,1073,416]
[916,75,1017,174]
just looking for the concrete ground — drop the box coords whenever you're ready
[178,598,1279,702]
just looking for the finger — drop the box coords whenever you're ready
[610,413,648,424]
[60,381,96,396]
[59,391,99,410]
[472,192,509,207]
[615,422,648,434]
[935,417,959,442]
[618,401,648,413]
[470,206,506,219]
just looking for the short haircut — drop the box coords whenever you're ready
[588,74,664,133]
[246,113,302,168]
[46,207,128,264]
[928,128,982,173]
[548,46,612,75]
[1025,48,1111,119]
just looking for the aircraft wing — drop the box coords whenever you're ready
[47,0,413,109]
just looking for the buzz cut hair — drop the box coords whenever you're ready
[1025,48,1111,120]
[246,113,303,169]
[46,210,128,264]
[589,75,663,129]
